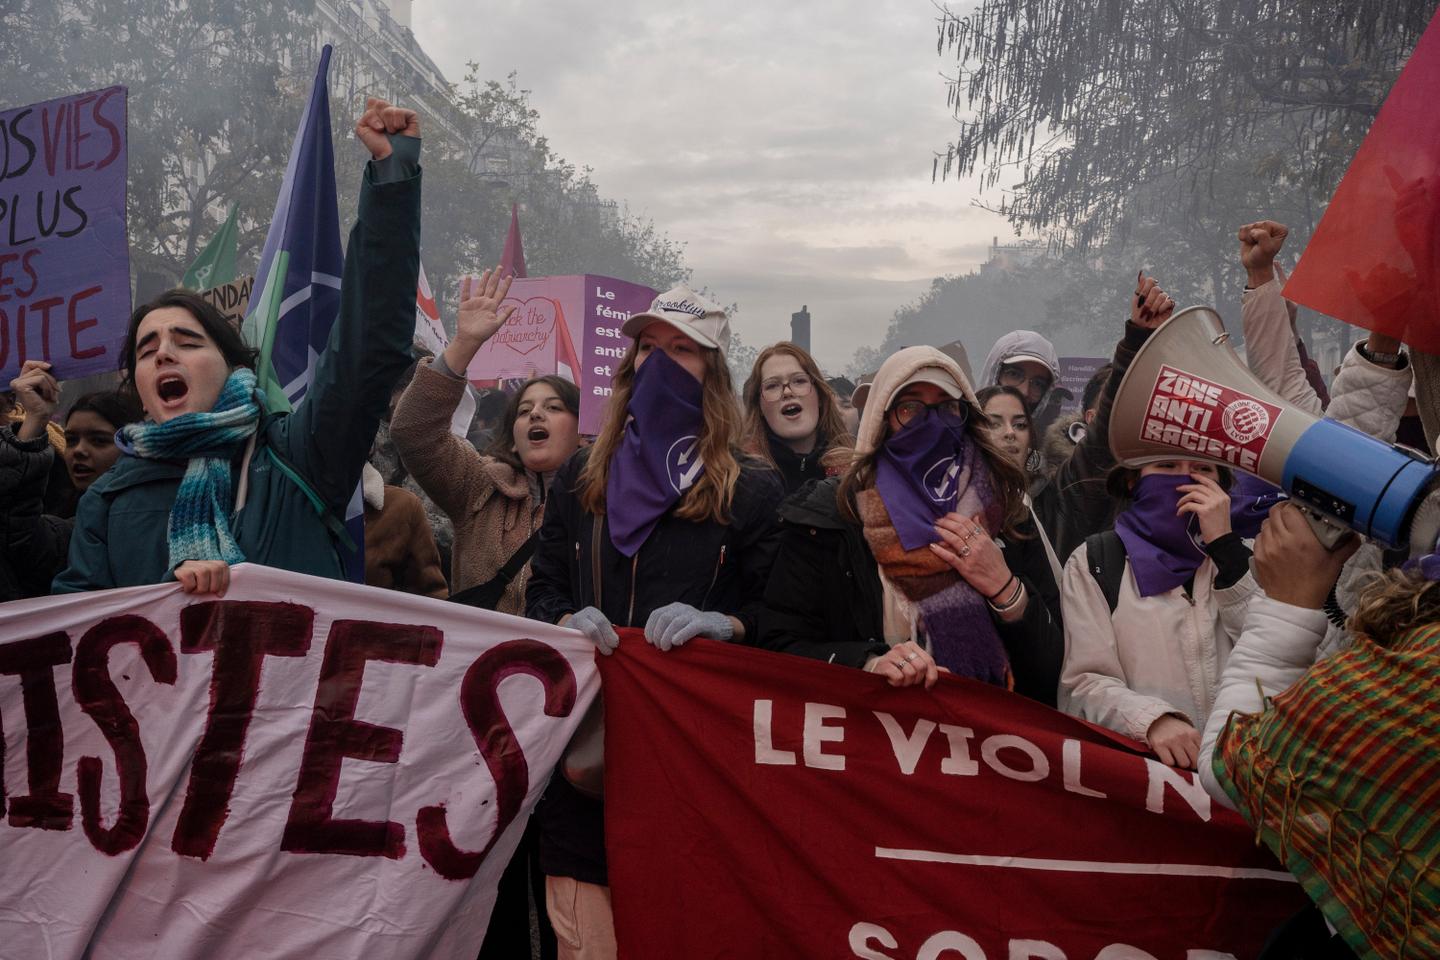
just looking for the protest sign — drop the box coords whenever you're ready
[1057,356,1108,415]
[464,274,655,434]
[200,274,254,328]
[0,564,598,959]
[602,639,1308,959]
[0,87,130,383]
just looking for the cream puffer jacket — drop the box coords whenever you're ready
[1197,595,1329,809]
[1059,545,1261,743]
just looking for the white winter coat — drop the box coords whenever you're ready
[1197,595,1330,810]
[1059,544,1261,743]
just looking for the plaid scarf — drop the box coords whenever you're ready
[118,368,261,571]
[1214,623,1440,958]
[857,432,1011,686]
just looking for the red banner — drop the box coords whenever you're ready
[602,637,1307,959]
[1284,8,1440,351]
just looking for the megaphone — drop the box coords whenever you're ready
[1110,306,1437,549]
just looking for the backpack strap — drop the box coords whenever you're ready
[247,391,358,555]
[1085,529,1128,614]
[261,441,359,554]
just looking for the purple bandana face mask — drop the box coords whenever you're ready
[1228,471,1287,539]
[874,406,970,551]
[605,348,706,556]
[1114,473,1210,598]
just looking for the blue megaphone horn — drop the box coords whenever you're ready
[1109,307,1438,549]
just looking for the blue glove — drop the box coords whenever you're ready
[643,602,734,652]
[568,606,620,655]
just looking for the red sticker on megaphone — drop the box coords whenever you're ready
[1140,365,1282,472]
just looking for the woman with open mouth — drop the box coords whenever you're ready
[524,284,784,960]
[392,264,582,618]
[741,342,854,496]
[759,345,1064,709]
[53,97,424,596]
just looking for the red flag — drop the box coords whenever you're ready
[1284,9,1440,350]
[553,301,582,391]
[501,204,527,279]
[602,636,1307,958]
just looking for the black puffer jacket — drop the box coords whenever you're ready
[759,477,1065,708]
[524,445,785,885]
[1,425,72,602]
[1032,321,1154,563]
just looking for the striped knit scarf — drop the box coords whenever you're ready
[118,368,261,570]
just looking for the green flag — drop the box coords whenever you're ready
[181,204,239,291]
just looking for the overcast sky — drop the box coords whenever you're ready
[411,0,1009,373]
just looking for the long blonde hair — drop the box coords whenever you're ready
[578,342,745,524]
[741,342,853,469]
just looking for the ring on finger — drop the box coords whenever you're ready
[959,545,970,557]
[904,652,919,662]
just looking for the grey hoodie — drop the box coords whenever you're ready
[980,330,1060,389]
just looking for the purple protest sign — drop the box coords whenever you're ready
[582,276,656,434]
[1056,356,1108,415]
[0,87,130,383]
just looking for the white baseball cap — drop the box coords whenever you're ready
[622,284,732,355]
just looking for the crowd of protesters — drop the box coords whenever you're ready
[3,99,1434,960]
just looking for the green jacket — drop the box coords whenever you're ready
[53,143,422,593]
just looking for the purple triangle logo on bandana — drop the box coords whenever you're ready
[606,349,706,556]
[875,408,969,551]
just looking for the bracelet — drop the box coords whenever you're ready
[985,575,1017,601]
[987,579,1025,613]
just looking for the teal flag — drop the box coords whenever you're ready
[181,204,240,291]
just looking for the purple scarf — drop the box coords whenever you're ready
[1114,474,1209,598]
[874,407,971,551]
[605,350,706,557]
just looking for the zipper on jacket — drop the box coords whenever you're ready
[626,550,640,626]
[701,544,727,609]
[575,541,582,601]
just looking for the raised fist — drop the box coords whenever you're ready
[354,97,420,161]
[1238,220,1289,286]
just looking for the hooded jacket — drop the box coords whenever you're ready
[980,330,1060,392]
[760,345,1064,706]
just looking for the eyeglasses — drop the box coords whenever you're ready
[891,398,966,427]
[760,373,813,401]
[998,365,1053,395]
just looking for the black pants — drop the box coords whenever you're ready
[478,818,556,960]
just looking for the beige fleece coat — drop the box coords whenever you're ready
[391,361,542,616]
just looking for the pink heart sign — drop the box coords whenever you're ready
[487,296,558,356]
